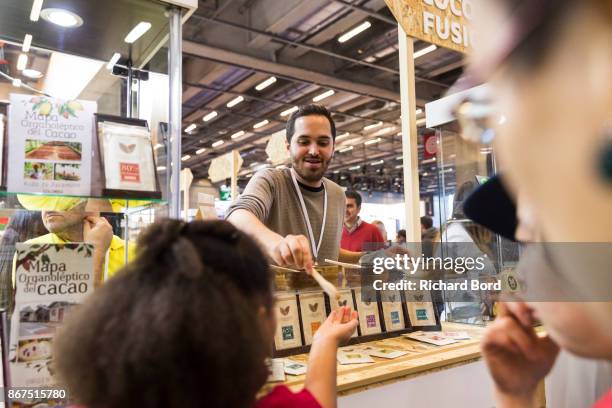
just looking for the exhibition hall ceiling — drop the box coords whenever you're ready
[179,0,464,194]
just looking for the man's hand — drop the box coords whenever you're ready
[313,306,359,346]
[83,216,113,253]
[269,234,314,272]
[481,302,559,405]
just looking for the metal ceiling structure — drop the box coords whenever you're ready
[177,0,464,195]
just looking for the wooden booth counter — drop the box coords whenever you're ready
[265,322,498,407]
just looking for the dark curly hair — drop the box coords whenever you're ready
[54,219,273,408]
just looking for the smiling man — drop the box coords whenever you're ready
[227,104,360,270]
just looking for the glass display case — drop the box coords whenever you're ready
[0,0,194,401]
[424,87,520,325]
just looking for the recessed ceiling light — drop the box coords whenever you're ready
[212,140,224,147]
[41,8,83,28]
[364,137,382,145]
[336,132,350,140]
[196,148,207,155]
[338,21,371,43]
[414,44,437,59]
[22,34,33,52]
[231,130,245,139]
[227,96,244,108]
[17,54,28,71]
[22,68,43,79]
[181,155,191,161]
[30,0,43,21]
[339,146,353,153]
[363,121,382,131]
[253,120,269,129]
[280,106,298,117]
[203,111,218,122]
[313,90,334,102]
[157,166,166,171]
[255,76,276,91]
[124,22,152,44]
[12,78,22,88]
[416,108,423,115]
[371,160,384,166]
[107,52,120,70]
[185,124,196,133]
[349,165,361,171]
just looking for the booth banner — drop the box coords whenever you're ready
[9,243,95,388]
[7,94,96,196]
[385,0,473,54]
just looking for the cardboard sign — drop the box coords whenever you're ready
[385,0,473,54]
[7,94,96,195]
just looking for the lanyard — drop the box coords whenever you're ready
[290,168,327,261]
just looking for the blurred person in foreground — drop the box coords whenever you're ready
[55,219,358,408]
[465,0,612,405]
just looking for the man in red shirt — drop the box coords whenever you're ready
[340,191,385,252]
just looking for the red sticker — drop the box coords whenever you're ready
[120,162,140,183]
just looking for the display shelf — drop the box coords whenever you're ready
[264,322,485,395]
[0,191,167,214]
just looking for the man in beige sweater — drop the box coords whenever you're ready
[226,104,361,271]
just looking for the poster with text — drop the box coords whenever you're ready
[9,243,94,388]
[7,94,96,195]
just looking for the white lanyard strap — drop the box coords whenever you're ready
[290,168,327,261]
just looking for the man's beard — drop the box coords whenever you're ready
[291,155,330,183]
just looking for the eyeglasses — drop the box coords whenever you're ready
[453,86,505,145]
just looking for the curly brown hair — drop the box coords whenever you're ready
[53,219,273,408]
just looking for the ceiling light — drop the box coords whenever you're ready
[416,108,423,115]
[153,143,163,150]
[253,120,269,129]
[371,160,384,166]
[30,0,43,21]
[416,118,427,127]
[107,52,120,70]
[280,106,298,117]
[395,164,403,169]
[336,132,350,140]
[124,22,152,43]
[249,162,259,168]
[414,44,437,59]
[349,165,361,171]
[196,148,207,155]
[423,172,429,176]
[364,121,382,131]
[227,96,244,108]
[12,78,22,88]
[498,115,507,125]
[22,68,43,79]
[41,8,83,27]
[364,56,376,63]
[42,51,104,99]
[338,21,371,43]
[22,34,32,52]
[185,124,196,133]
[17,54,28,71]
[203,111,218,122]
[339,146,353,153]
[181,155,191,161]
[212,140,224,148]
[231,130,245,139]
[364,137,381,145]
[157,166,166,171]
[255,76,276,91]
[396,132,402,136]
[312,90,334,102]
[396,156,403,160]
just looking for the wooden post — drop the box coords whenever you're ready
[231,150,239,200]
[398,23,421,243]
